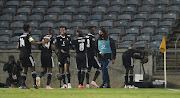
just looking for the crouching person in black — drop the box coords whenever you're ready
[3,55,22,88]
[122,46,148,89]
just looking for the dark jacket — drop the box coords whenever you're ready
[97,37,116,60]
[3,62,22,78]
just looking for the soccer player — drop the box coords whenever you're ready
[122,46,148,88]
[55,26,72,88]
[72,31,87,88]
[36,29,57,89]
[97,28,116,88]
[17,24,50,89]
[85,27,101,88]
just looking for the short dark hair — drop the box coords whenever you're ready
[23,24,30,32]
[9,55,15,61]
[49,29,54,34]
[88,26,94,30]
[60,26,67,30]
[78,31,83,37]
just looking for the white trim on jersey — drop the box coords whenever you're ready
[86,54,89,68]
[94,56,101,67]
[131,57,134,67]
[51,57,55,68]
[29,56,35,66]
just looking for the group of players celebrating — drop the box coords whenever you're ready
[17,24,116,89]
[17,24,148,89]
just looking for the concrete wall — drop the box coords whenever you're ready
[0,50,153,88]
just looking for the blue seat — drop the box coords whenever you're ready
[89,15,102,22]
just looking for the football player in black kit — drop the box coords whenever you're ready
[122,46,148,88]
[55,26,72,88]
[85,27,101,88]
[72,31,87,88]
[17,24,50,89]
[36,29,57,89]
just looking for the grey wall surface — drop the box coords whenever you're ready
[0,50,153,88]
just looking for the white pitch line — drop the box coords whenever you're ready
[167,88,180,92]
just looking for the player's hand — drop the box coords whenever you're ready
[134,53,140,56]
[61,49,66,53]
[112,59,115,64]
[43,38,51,43]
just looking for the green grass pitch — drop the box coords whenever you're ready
[0,88,180,98]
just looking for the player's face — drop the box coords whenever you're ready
[60,28,66,35]
[99,30,103,35]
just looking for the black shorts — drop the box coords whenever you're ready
[76,54,88,69]
[41,55,54,68]
[20,55,35,67]
[122,57,134,68]
[58,53,70,67]
[87,55,101,70]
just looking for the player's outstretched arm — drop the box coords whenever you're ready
[31,38,50,45]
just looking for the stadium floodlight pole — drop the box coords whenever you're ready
[164,51,167,89]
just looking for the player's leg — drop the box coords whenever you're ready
[59,66,67,88]
[80,68,86,87]
[64,63,71,88]
[30,66,38,89]
[124,67,129,88]
[46,68,53,89]
[129,67,137,88]
[6,77,12,88]
[20,67,28,88]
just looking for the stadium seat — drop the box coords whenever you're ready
[29,15,43,23]
[31,35,40,41]
[96,0,110,7]
[109,34,119,43]
[78,29,88,35]
[92,6,106,15]
[14,15,28,23]
[138,5,152,14]
[31,29,42,37]
[171,0,180,6]
[65,0,79,8]
[156,27,169,36]
[0,35,10,44]
[108,28,122,35]
[0,21,9,30]
[126,0,140,7]
[133,14,148,21]
[148,14,162,21]
[47,7,61,15]
[129,21,144,29]
[122,35,136,42]
[141,27,154,36]
[55,22,69,29]
[73,15,87,22]
[11,36,19,42]
[80,0,93,8]
[89,15,102,22]
[3,7,17,15]
[67,29,75,36]
[159,21,173,28]
[164,13,177,21]
[157,0,170,7]
[118,43,132,49]
[114,21,128,29]
[76,6,91,16]
[149,41,161,49]
[142,0,155,7]
[14,29,24,36]
[100,21,113,29]
[17,8,31,16]
[126,28,139,36]
[0,1,4,9]
[70,21,85,29]
[21,1,34,8]
[0,45,7,50]
[32,7,46,16]
[59,15,72,23]
[35,1,49,8]
[85,21,99,29]
[111,0,125,7]
[107,6,121,15]
[6,1,20,8]
[153,6,166,14]
[137,35,151,42]
[40,22,54,30]
[51,0,64,8]
[7,43,18,50]
[118,14,132,22]
[145,21,159,29]
[104,14,117,22]
[152,35,164,41]
[0,14,13,23]
[53,29,59,35]
[0,30,12,37]
[121,6,136,15]
[63,7,76,15]
[167,6,180,15]
[44,15,58,23]
[27,22,39,29]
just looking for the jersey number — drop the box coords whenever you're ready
[20,38,25,47]
[79,43,84,51]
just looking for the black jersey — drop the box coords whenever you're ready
[40,35,55,56]
[72,37,87,54]
[85,33,97,56]
[55,35,72,54]
[19,33,33,58]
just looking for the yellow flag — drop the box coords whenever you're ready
[159,36,166,53]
